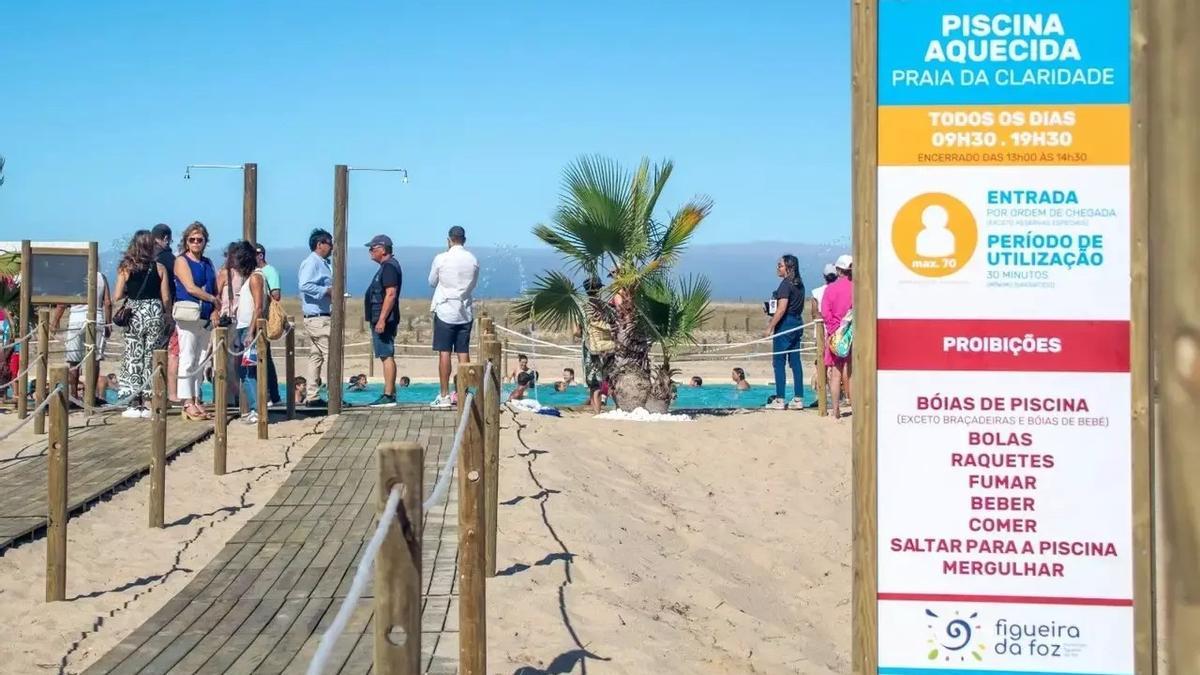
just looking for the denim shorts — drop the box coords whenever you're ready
[372,324,397,359]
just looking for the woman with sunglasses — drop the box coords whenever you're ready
[173,221,220,421]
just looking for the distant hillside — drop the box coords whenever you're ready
[101,240,851,302]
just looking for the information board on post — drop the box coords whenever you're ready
[873,1,1137,673]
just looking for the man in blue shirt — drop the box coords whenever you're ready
[297,228,333,406]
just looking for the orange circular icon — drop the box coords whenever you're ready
[891,192,977,278]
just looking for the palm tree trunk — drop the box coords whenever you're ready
[610,296,650,411]
[646,361,674,414]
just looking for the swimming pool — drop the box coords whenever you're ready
[110,382,816,410]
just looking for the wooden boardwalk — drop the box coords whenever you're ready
[0,417,214,551]
[85,408,462,675]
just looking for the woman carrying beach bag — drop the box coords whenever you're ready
[173,222,220,421]
[113,230,172,418]
[820,254,854,420]
[229,241,267,425]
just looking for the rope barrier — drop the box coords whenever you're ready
[0,354,39,390]
[673,346,819,362]
[305,361,489,675]
[0,325,36,350]
[0,384,62,442]
[493,325,582,352]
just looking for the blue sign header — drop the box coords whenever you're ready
[879,0,1131,106]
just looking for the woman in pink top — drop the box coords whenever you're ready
[820,255,853,419]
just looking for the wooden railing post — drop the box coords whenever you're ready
[456,365,487,674]
[46,365,69,602]
[814,318,828,417]
[35,308,50,435]
[285,317,296,421]
[84,241,98,416]
[481,336,501,578]
[256,318,268,439]
[375,442,424,674]
[149,349,167,528]
[214,328,228,475]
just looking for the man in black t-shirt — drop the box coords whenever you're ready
[364,234,402,407]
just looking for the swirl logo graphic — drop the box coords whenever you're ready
[925,609,985,663]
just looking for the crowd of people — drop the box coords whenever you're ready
[2,244,853,419]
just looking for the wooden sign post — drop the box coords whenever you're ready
[853,2,1153,673]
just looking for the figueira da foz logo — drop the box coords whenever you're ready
[925,608,986,663]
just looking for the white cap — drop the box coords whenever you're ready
[835,254,853,270]
[823,263,837,276]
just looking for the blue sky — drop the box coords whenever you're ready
[0,0,850,251]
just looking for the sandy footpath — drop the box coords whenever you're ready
[487,407,852,674]
[0,414,331,675]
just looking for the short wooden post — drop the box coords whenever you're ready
[375,442,424,675]
[481,337,501,577]
[744,316,750,334]
[46,365,69,602]
[456,365,487,674]
[256,318,268,439]
[285,317,296,421]
[814,319,828,417]
[149,350,167,528]
[214,328,228,475]
[34,308,49,435]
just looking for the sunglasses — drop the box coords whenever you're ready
[187,237,206,243]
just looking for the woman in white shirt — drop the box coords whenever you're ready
[229,241,267,425]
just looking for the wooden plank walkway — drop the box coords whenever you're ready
[84,408,462,675]
[0,417,215,551]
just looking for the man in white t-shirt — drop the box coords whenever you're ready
[53,271,111,405]
[428,226,479,409]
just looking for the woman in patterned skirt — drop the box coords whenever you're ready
[112,230,172,418]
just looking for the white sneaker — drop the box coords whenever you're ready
[789,397,805,410]
[429,395,453,409]
[121,407,142,419]
[765,398,786,410]
[243,411,259,425]
[139,406,153,419]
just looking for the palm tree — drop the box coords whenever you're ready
[0,154,6,188]
[512,155,713,412]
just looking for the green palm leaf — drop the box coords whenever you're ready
[509,270,585,333]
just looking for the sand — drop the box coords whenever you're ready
[487,406,852,674]
[0,414,331,675]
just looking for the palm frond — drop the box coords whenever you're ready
[508,270,585,333]
[554,155,633,262]
[0,155,5,188]
[635,274,713,353]
[0,252,19,278]
[654,196,712,269]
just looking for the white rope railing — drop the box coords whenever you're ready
[0,384,63,442]
[673,346,819,362]
[493,325,582,352]
[305,361,490,675]
[0,325,36,350]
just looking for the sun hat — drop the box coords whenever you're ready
[835,254,853,270]
[823,263,837,276]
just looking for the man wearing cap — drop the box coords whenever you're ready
[364,234,402,407]
[428,226,479,409]
[820,254,854,419]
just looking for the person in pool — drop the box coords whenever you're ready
[731,367,751,391]
[690,376,703,387]
[508,371,533,401]
[399,376,411,388]
[293,376,308,404]
[561,367,576,387]
[348,374,368,391]
[508,353,538,384]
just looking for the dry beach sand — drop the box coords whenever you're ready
[488,407,853,674]
[0,414,330,675]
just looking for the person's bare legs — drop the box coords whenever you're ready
[382,357,397,396]
[438,351,452,397]
[829,362,844,419]
[844,359,852,407]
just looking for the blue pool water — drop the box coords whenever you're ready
[111,381,816,410]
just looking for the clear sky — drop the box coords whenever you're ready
[0,0,850,251]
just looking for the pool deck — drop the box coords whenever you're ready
[84,407,462,675]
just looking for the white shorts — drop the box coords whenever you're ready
[65,321,106,364]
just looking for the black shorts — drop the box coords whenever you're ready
[432,316,472,353]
